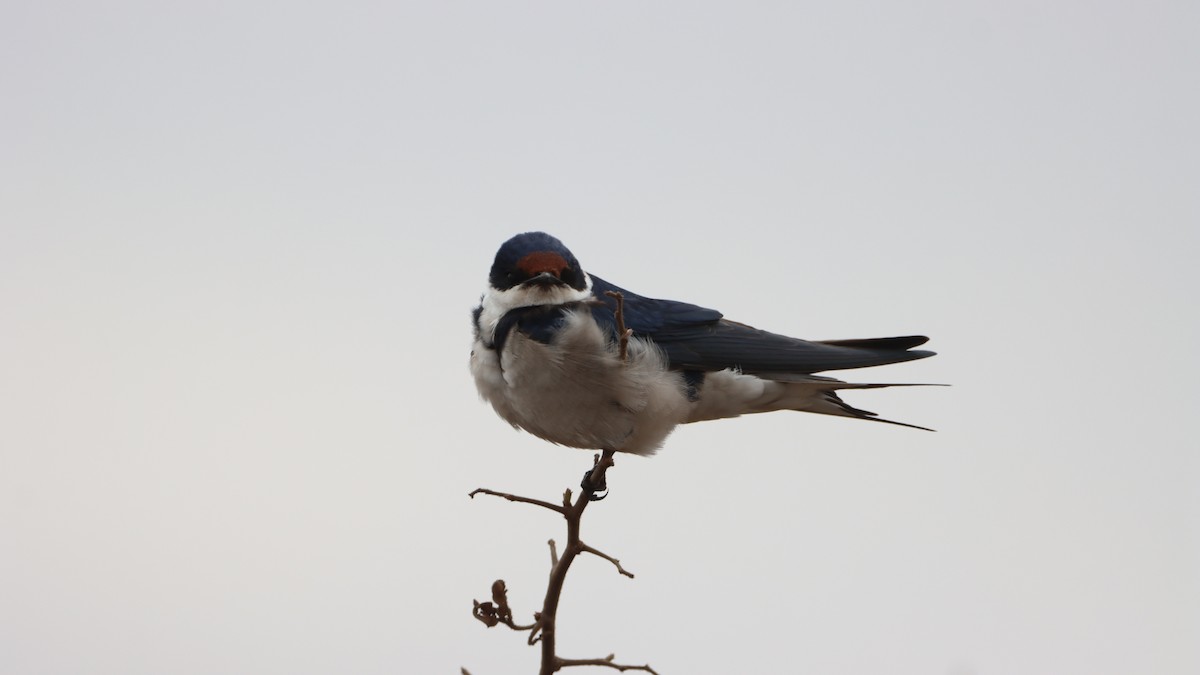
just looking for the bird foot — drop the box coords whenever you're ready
[580,469,608,501]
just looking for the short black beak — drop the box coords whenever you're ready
[525,271,566,287]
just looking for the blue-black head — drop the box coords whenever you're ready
[489,232,587,292]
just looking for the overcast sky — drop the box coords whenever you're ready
[2,1,1197,674]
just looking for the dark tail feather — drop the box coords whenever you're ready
[822,390,936,431]
[818,335,930,351]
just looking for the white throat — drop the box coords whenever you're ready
[477,273,593,342]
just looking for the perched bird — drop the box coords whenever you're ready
[471,232,935,456]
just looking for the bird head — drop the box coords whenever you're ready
[488,232,587,293]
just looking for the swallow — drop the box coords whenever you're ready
[470,232,936,457]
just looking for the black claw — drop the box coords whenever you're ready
[581,469,608,500]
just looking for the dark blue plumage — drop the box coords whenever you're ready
[586,274,933,375]
[470,231,938,452]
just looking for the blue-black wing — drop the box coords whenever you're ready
[588,274,934,375]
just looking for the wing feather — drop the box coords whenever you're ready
[588,274,933,375]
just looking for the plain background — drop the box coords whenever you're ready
[3,1,1197,673]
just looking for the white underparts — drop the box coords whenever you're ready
[470,307,689,455]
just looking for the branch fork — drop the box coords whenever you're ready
[469,451,655,673]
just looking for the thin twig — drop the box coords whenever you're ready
[557,654,660,674]
[604,290,634,362]
[469,488,566,515]
[577,542,635,578]
[548,539,559,569]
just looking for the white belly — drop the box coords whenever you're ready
[470,310,690,455]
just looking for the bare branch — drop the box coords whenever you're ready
[469,488,566,515]
[577,542,635,578]
[557,654,660,674]
[471,443,647,673]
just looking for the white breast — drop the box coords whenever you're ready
[470,309,690,455]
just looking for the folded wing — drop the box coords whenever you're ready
[588,274,934,375]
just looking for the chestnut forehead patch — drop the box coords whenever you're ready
[516,251,569,276]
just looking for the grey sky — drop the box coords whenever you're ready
[2,1,1197,673]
